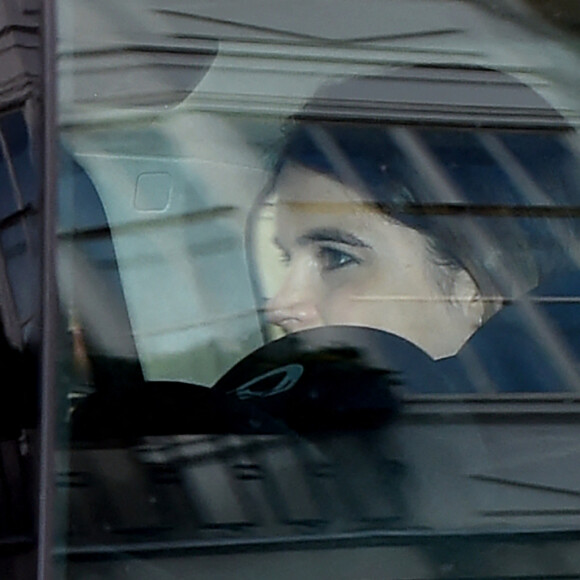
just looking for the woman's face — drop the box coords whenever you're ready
[265,165,483,359]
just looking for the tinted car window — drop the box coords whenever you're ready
[55,2,580,579]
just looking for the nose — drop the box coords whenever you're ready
[265,263,322,333]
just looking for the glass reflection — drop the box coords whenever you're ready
[251,70,580,393]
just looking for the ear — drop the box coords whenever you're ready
[451,268,484,329]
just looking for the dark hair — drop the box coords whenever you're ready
[270,69,580,314]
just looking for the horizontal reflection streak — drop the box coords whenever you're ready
[479,509,580,517]
[351,296,580,303]
[382,204,580,217]
[261,200,580,217]
[58,206,237,240]
[171,29,464,48]
[470,474,580,498]
[157,8,463,45]
[133,308,261,338]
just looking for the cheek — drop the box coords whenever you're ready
[315,259,443,330]
[315,274,381,325]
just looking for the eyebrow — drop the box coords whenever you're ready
[297,227,371,248]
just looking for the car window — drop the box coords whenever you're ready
[55,2,580,579]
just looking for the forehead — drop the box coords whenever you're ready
[273,166,386,239]
[271,164,430,254]
[274,164,367,208]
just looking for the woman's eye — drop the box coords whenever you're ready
[318,246,360,271]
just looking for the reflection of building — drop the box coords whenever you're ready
[0,1,40,111]
[0,3,41,580]
[0,0,41,348]
[65,419,580,579]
